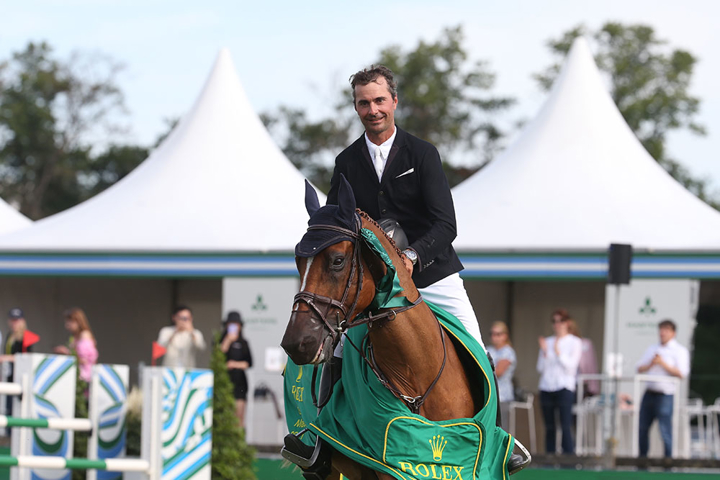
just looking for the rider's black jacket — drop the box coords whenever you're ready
[327,126,463,289]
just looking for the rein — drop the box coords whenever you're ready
[292,216,446,413]
[366,318,447,414]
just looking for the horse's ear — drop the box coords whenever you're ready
[337,174,356,226]
[304,179,321,217]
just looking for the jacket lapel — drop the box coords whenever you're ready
[380,127,407,186]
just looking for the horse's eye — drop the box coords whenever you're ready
[332,257,345,268]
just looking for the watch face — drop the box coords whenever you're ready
[404,250,417,264]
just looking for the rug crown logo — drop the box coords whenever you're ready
[429,435,447,461]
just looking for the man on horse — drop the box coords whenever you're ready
[327,65,485,351]
[280,66,530,479]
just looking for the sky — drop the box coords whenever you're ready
[2,0,719,195]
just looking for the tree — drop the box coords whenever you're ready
[0,41,151,219]
[379,26,514,170]
[264,26,515,191]
[83,145,148,198]
[210,333,256,480]
[535,23,717,208]
[261,106,353,193]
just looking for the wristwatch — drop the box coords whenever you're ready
[403,248,418,266]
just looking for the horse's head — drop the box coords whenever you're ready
[281,177,380,365]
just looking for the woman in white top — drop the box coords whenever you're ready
[537,309,582,454]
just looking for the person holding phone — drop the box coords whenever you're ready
[220,311,253,428]
[156,305,206,368]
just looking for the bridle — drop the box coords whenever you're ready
[292,215,365,350]
[293,214,424,345]
[292,214,444,414]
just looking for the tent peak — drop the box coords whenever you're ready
[451,34,720,251]
[0,49,322,252]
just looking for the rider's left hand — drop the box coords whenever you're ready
[402,254,414,277]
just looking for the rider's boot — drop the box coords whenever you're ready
[508,439,532,475]
[282,432,333,480]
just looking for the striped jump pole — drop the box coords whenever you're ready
[0,456,150,472]
[0,416,92,431]
[0,382,23,396]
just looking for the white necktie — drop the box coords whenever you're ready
[373,148,385,182]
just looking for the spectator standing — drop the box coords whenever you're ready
[219,311,253,428]
[0,308,32,418]
[537,309,582,454]
[566,319,600,397]
[54,308,99,384]
[487,321,516,430]
[157,306,206,368]
[636,319,690,458]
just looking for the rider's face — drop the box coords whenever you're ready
[354,77,397,143]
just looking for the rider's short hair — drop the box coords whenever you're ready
[350,65,397,102]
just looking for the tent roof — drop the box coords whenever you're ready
[452,37,720,252]
[0,49,321,253]
[0,199,31,235]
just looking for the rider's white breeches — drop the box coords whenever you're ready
[418,272,485,350]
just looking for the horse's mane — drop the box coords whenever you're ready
[357,210,404,260]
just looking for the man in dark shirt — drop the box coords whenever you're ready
[327,65,484,349]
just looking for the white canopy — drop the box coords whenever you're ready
[453,37,720,252]
[0,49,320,252]
[0,199,31,235]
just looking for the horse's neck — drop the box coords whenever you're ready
[360,218,445,395]
[359,216,418,300]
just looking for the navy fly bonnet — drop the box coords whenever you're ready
[295,176,359,257]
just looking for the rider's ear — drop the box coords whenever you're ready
[304,179,321,217]
[337,174,356,227]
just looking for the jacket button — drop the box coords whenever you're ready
[379,190,384,196]
[381,209,387,214]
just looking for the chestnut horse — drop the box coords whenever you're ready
[281,178,488,480]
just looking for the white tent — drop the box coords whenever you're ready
[0,199,31,235]
[0,49,321,276]
[453,37,720,253]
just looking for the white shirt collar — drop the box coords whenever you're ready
[365,126,397,162]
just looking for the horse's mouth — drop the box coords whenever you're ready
[309,334,333,365]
